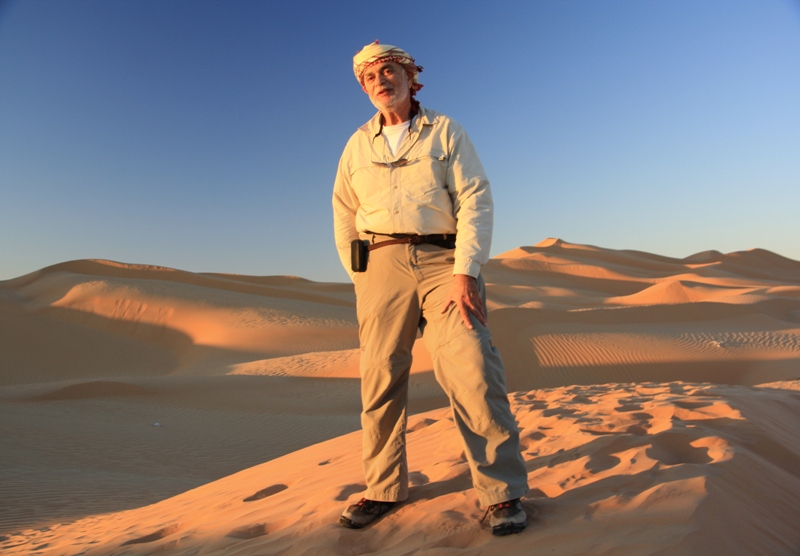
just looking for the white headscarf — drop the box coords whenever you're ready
[353,40,424,93]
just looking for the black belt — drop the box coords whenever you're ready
[366,233,456,251]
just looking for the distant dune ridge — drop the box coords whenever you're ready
[1,239,799,554]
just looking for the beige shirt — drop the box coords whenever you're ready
[333,105,494,281]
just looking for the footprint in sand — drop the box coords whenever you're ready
[424,510,477,547]
[646,432,713,465]
[407,417,439,433]
[584,437,628,473]
[626,424,648,435]
[335,483,366,501]
[673,400,713,410]
[227,523,269,539]
[542,407,579,418]
[409,471,430,486]
[120,524,181,546]
[520,430,548,454]
[243,484,288,502]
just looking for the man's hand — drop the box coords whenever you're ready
[441,274,487,330]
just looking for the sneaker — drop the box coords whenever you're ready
[339,498,397,529]
[484,499,527,536]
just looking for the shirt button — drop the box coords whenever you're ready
[394,209,399,214]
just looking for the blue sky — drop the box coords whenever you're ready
[1,0,798,282]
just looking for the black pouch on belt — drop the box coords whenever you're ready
[351,239,369,272]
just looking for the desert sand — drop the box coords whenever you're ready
[1,239,799,555]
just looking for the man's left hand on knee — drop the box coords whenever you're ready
[442,274,487,330]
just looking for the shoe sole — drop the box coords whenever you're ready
[339,516,364,529]
[491,522,527,536]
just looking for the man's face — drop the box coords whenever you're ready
[361,61,411,113]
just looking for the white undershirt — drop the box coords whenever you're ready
[382,121,410,157]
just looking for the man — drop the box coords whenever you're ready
[332,41,529,536]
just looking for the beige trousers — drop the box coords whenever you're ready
[354,236,529,507]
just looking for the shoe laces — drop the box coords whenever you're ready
[479,499,519,523]
[355,498,388,512]
[356,498,376,509]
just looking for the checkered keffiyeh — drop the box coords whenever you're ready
[353,40,424,92]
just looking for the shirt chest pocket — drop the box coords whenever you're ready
[399,151,449,202]
[350,163,388,206]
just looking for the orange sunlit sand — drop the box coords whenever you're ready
[1,239,799,554]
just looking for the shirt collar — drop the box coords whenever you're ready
[364,103,433,139]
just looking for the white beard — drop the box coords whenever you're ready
[369,69,411,113]
[370,85,410,113]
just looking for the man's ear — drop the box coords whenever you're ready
[362,85,368,94]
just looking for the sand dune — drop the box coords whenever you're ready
[2,381,798,555]
[1,259,360,385]
[1,240,799,554]
[484,239,800,392]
